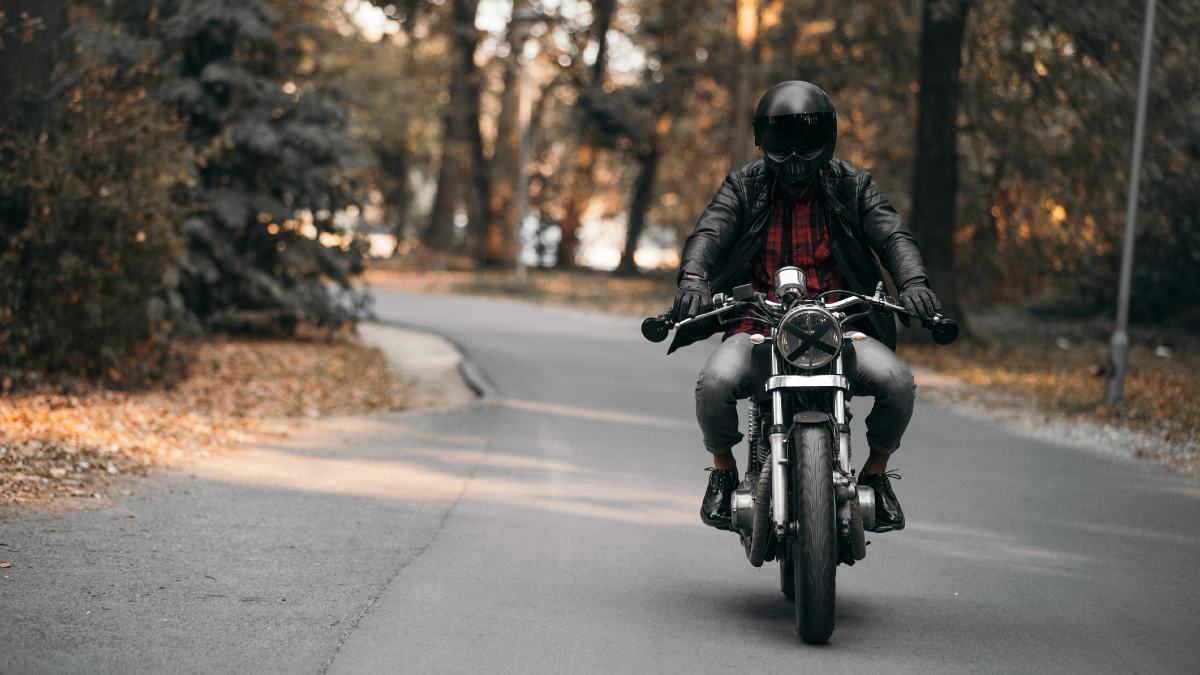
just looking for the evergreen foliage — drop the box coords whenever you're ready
[1,0,371,384]
[153,0,370,333]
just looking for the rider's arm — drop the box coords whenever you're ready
[856,171,928,290]
[677,170,744,284]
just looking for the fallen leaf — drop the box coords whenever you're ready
[3,330,405,508]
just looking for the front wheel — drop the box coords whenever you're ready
[790,424,837,644]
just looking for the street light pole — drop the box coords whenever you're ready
[1104,0,1157,405]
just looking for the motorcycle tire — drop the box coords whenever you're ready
[747,458,773,567]
[790,424,837,644]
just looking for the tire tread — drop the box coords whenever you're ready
[792,424,836,643]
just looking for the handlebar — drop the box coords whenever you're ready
[641,289,959,346]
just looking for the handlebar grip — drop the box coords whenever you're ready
[927,317,959,345]
[641,312,674,343]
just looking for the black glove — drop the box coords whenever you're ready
[900,282,941,323]
[672,277,711,322]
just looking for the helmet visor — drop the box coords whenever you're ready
[758,112,836,152]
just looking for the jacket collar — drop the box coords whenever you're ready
[751,159,848,217]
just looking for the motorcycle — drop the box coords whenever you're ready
[641,266,958,644]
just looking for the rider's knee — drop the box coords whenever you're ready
[881,361,917,407]
[696,362,742,399]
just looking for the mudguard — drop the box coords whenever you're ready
[793,410,834,425]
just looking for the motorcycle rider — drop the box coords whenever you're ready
[671,81,942,533]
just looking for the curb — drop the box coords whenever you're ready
[363,318,496,402]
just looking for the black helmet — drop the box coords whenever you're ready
[752,81,837,184]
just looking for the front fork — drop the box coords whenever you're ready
[769,352,853,539]
[769,350,789,538]
[831,355,858,544]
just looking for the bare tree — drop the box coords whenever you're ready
[554,0,616,268]
[425,0,488,252]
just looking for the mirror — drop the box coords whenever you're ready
[931,319,959,345]
[641,317,670,343]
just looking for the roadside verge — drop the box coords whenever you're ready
[1,325,482,515]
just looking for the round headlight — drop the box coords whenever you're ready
[775,306,843,369]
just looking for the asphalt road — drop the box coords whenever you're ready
[4,290,1200,673]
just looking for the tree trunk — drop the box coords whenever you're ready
[589,0,616,85]
[466,81,490,256]
[910,0,971,331]
[617,111,674,275]
[424,0,486,252]
[553,0,616,268]
[425,142,463,249]
[727,0,758,168]
[377,146,411,254]
[480,0,531,267]
[615,149,659,276]
[380,29,415,255]
[556,145,594,268]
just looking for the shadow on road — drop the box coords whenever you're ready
[191,406,699,529]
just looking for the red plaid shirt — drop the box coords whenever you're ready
[724,181,848,339]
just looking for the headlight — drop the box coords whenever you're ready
[775,306,843,369]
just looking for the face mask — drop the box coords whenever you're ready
[765,146,824,184]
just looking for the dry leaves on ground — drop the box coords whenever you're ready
[904,339,1200,470]
[1,331,404,509]
[364,268,675,318]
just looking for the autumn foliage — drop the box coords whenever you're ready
[0,70,190,385]
[3,0,1199,385]
[0,330,404,506]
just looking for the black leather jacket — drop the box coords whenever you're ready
[669,157,928,354]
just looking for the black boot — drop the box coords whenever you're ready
[700,467,738,530]
[859,470,905,532]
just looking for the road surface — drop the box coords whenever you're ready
[3,290,1199,673]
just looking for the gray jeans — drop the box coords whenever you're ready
[695,333,916,456]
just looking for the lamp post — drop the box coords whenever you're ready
[508,8,558,284]
[1104,0,1157,405]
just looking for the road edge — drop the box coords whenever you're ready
[359,319,496,404]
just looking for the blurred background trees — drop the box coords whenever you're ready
[1,0,1197,384]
